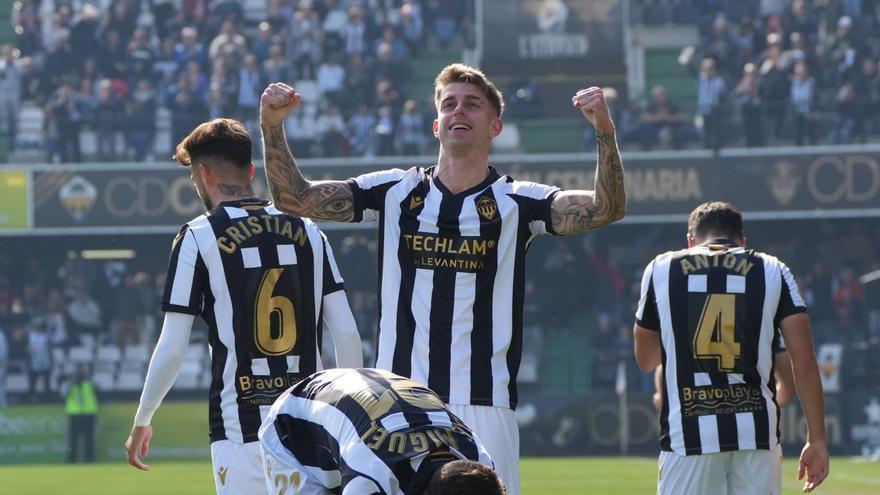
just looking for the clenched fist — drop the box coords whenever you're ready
[260,82,301,126]
[572,87,615,133]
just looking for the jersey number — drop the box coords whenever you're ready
[693,294,741,371]
[274,472,301,495]
[255,268,298,356]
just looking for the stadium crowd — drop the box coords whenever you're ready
[1,0,473,162]
[622,0,880,150]
[0,219,876,404]
[4,1,880,162]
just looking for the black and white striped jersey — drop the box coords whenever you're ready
[346,166,559,409]
[162,198,345,443]
[635,241,807,455]
[259,368,494,494]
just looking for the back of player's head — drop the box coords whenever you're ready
[424,459,505,495]
[434,63,505,117]
[687,201,743,242]
[174,118,252,172]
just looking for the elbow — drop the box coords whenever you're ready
[634,351,659,372]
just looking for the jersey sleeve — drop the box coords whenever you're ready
[161,226,206,315]
[346,168,407,223]
[508,179,561,236]
[635,259,660,331]
[774,261,807,327]
[320,232,345,295]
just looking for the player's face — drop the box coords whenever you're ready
[433,82,502,151]
[190,164,213,210]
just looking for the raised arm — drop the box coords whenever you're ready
[260,83,354,222]
[551,87,626,235]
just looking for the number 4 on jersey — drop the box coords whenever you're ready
[693,294,741,371]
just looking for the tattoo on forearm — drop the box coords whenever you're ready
[217,183,254,197]
[261,123,354,221]
[594,131,626,222]
[550,131,625,234]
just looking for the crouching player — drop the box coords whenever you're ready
[259,368,505,494]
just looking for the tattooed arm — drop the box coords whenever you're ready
[550,87,626,235]
[260,82,355,222]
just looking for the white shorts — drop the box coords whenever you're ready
[447,404,520,495]
[658,444,782,495]
[210,440,269,495]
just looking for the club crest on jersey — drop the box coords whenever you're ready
[477,196,497,221]
[409,195,424,210]
[217,466,228,486]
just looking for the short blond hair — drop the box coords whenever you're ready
[434,63,504,117]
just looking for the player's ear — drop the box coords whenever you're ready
[433,119,439,138]
[490,117,503,138]
[739,235,747,248]
[686,232,696,248]
[248,163,255,181]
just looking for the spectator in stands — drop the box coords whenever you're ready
[66,287,102,346]
[317,53,346,104]
[263,44,292,90]
[789,60,817,145]
[208,20,247,63]
[288,2,324,80]
[347,103,377,156]
[46,79,82,163]
[506,72,544,119]
[854,58,880,135]
[0,45,22,152]
[784,0,817,46]
[375,105,396,156]
[735,62,765,147]
[399,1,425,56]
[28,317,52,400]
[126,80,157,160]
[822,15,862,86]
[316,102,348,156]
[0,324,7,407]
[427,0,466,48]
[92,79,123,161]
[703,15,738,79]
[236,53,262,129]
[285,105,318,158]
[252,21,280,62]
[832,267,866,333]
[695,57,727,152]
[343,5,368,58]
[169,84,208,154]
[175,26,208,73]
[321,0,349,53]
[634,85,689,150]
[758,35,789,140]
[397,99,428,155]
[833,81,865,143]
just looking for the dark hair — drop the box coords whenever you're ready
[434,63,504,117]
[687,201,744,241]
[173,118,252,169]
[425,460,505,495]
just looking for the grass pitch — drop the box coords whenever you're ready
[0,457,876,494]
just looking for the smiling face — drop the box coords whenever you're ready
[433,82,502,152]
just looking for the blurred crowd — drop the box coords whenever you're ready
[592,0,880,151]
[0,219,877,405]
[0,0,474,163]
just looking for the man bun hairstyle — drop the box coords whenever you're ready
[434,63,505,117]
[687,201,744,241]
[174,118,252,169]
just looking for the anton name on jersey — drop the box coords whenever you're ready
[359,421,469,456]
[402,233,495,273]
[679,252,755,276]
[217,215,310,254]
[681,383,764,417]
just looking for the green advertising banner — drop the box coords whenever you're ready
[0,170,29,229]
[0,402,209,464]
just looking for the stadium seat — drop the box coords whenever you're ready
[124,344,150,364]
[96,345,122,363]
[117,370,145,391]
[491,122,522,153]
[293,80,319,103]
[93,370,116,391]
[6,373,28,393]
[68,345,94,363]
